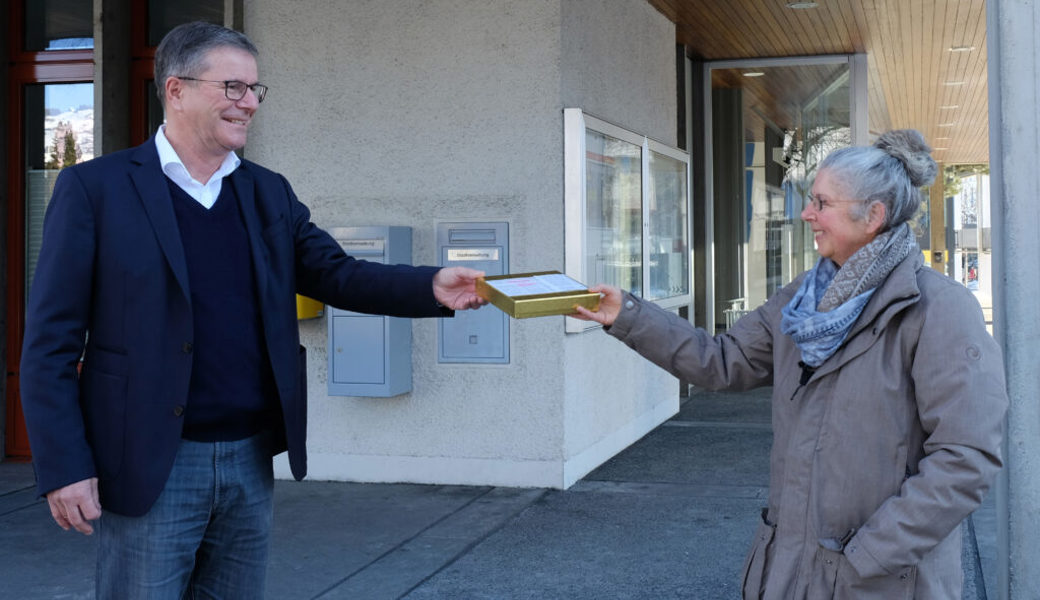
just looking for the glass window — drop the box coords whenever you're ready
[24,82,94,295]
[585,130,643,296]
[648,147,689,300]
[23,0,94,51]
[148,0,224,46]
[565,109,692,332]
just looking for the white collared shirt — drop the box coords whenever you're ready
[154,125,241,209]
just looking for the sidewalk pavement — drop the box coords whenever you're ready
[0,387,998,599]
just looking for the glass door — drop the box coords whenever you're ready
[6,0,94,459]
[5,82,94,460]
[704,55,866,331]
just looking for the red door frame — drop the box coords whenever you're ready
[5,2,214,459]
[4,1,93,459]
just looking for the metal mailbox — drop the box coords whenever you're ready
[436,222,509,363]
[327,226,413,397]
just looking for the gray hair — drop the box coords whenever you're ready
[154,21,259,109]
[818,129,938,229]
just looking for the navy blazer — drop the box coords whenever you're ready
[20,139,448,516]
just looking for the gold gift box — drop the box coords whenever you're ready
[475,271,600,319]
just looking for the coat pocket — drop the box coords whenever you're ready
[80,367,128,480]
[741,508,777,599]
[812,543,917,600]
[811,545,842,596]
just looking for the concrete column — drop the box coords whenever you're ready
[226,0,243,31]
[93,0,130,154]
[988,1,1040,598]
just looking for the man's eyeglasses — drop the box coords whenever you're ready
[177,77,268,103]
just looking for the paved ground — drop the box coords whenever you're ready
[0,387,998,599]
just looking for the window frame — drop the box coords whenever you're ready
[564,108,692,333]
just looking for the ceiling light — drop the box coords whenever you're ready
[743,71,765,77]
[786,2,819,8]
[935,137,951,140]
[933,148,949,151]
[949,46,976,52]
[940,105,960,109]
[943,81,966,86]
[937,123,956,127]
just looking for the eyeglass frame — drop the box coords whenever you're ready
[804,192,863,213]
[176,76,268,103]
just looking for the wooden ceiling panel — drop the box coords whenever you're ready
[648,0,989,164]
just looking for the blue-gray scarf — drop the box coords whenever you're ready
[780,223,914,367]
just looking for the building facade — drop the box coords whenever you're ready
[4,1,1038,596]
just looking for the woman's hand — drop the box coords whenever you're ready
[572,284,624,326]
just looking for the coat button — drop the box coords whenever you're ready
[182,342,193,354]
[625,300,634,309]
[173,405,184,417]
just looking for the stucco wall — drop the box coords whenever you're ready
[245,0,679,487]
[559,0,679,484]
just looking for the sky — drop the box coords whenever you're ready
[45,83,93,112]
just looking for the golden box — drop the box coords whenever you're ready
[475,271,600,319]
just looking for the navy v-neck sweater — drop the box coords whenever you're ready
[168,177,278,442]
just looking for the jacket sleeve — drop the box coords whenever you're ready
[277,174,448,318]
[843,281,1007,578]
[19,166,98,496]
[606,289,789,391]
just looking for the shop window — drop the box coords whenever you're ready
[564,109,692,332]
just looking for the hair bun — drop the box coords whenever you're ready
[873,129,938,187]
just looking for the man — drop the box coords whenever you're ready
[19,21,485,598]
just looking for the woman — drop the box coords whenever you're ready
[576,130,1006,599]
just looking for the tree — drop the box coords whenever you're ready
[943,164,988,199]
[61,129,80,167]
[45,121,81,170]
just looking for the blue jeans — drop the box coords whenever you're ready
[97,432,274,599]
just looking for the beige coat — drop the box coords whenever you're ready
[608,252,1006,599]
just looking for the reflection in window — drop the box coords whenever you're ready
[23,0,94,51]
[585,131,642,296]
[711,62,851,324]
[648,150,689,300]
[566,109,691,332]
[148,0,224,46]
[24,83,94,296]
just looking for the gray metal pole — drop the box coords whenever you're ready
[988,1,1040,598]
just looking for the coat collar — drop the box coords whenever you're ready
[807,250,923,380]
[129,139,191,302]
[128,141,269,304]
[229,165,270,300]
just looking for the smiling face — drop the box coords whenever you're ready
[802,168,885,266]
[165,46,259,163]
